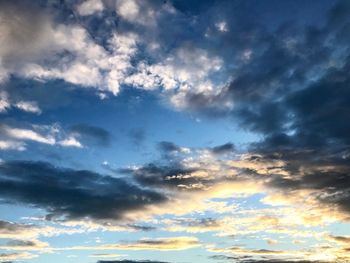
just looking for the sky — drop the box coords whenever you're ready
[0,0,350,262]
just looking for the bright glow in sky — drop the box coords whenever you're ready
[1,1,350,263]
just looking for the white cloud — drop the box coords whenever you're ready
[0,1,227,111]
[17,26,138,96]
[115,0,160,26]
[0,91,10,112]
[77,0,104,16]
[126,47,222,90]
[14,101,41,114]
[59,136,83,148]
[0,140,26,151]
[0,124,83,150]
[0,91,42,114]
[215,21,228,32]
[116,0,140,22]
[4,126,56,145]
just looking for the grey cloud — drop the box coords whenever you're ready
[210,255,332,263]
[121,163,200,190]
[97,261,171,263]
[170,0,350,217]
[157,141,183,154]
[0,0,52,67]
[70,124,111,147]
[0,160,167,221]
[211,143,235,155]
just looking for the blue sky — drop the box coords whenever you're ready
[1,1,350,263]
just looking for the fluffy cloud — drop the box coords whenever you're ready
[14,101,41,114]
[0,91,41,114]
[76,0,104,16]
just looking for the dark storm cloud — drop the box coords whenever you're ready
[248,57,350,215]
[70,124,111,147]
[0,160,167,221]
[168,0,350,217]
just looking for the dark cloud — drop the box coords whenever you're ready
[0,160,167,221]
[70,124,111,147]
[169,0,350,218]
[238,260,331,263]
[246,57,350,216]
[121,163,200,190]
[211,143,235,155]
[157,141,188,160]
[126,224,157,232]
[97,260,171,263]
[157,141,183,154]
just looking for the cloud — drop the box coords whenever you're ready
[77,0,104,16]
[157,141,184,154]
[325,234,350,246]
[211,143,235,155]
[90,254,123,258]
[0,252,36,261]
[207,245,340,262]
[58,136,83,148]
[0,140,25,151]
[13,101,41,114]
[0,239,50,251]
[0,91,41,114]
[0,124,82,150]
[0,125,55,145]
[0,91,10,112]
[0,220,50,240]
[164,217,223,233]
[0,0,140,95]
[1,1,350,261]
[157,141,191,159]
[97,236,200,251]
[150,0,350,224]
[210,255,333,263]
[97,260,171,263]
[0,160,167,221]
[0,0,228,106]
[61,236,200,251]
[0,219,83,241]
[69,124,111,147]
